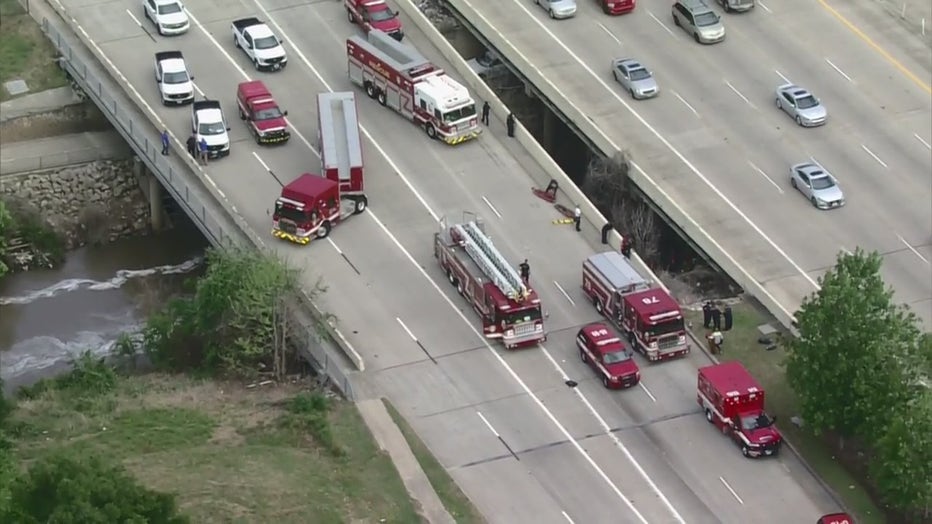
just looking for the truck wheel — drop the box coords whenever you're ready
[602,375,610,388]
[353,195,368,215]
[425,124,437,139]
[594,299,603,314]
[705,409,713,423]
[447,269,455,285]
[347,8,354,23]
[377,90,386,106]
[316,221,331,239]
[456,279,464,296]
[365,82,376,99]
[234,35,240,49]
[741,445,750,458]
[238,107,245,120]
[253,58,260,71]
[579,347,587,363]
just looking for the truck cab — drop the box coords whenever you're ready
[621,288,689,361]
[346,0,404,41]
[191,100,231,158]
[599,0,636,15]
[577,323,640,389]
[232,17,287,71]
[698,362,783,458]
[414,74,479,143]
[272,174,367,245]
[236,80,290,144]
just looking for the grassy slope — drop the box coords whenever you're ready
[0,0,68,102]
[7,373,424,523]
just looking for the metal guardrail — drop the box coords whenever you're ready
[39,15,356,399]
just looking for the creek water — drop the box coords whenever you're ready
[0,222,208,393]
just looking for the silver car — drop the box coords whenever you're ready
[715,0,754,13]
[672,0,725,44]
[467,50,509,80]
[534,0,577,19]
[776,84,827,127]
[790,162,845,209]
[612,59,659,100]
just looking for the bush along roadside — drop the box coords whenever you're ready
[0,198,66,275]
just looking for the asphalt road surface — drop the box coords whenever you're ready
[452,0,932,328]
[51,0,846,521]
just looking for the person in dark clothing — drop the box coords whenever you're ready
[160,129,170,155]
[702,301,713,328]
[506,112,515,137]
[186,135,197,158]
[519,259,530,285]
[481,101,490,125]
[620,236,633,258]
[711,305,722,330]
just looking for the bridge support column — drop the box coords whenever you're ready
[542,108,557,152]
[147,173,165,232]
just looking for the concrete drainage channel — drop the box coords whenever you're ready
[406,0,738,300]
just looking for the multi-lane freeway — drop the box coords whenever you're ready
[48,0,852,521]
[451,0,932,328]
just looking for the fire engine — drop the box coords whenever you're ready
[582,251,689,361]
[346,29,481,145]
[434,213,546,348]
[698,361,783,458]
[271,92,367,245]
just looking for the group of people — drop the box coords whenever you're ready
[480,100,516,138]
[160,129,211,165]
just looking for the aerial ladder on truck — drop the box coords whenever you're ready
[449,215,530,302]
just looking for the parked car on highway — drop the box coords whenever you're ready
[534,0,577,19]
[143,0,190,36]
[577,323,640,389]
[672,0,725,44]
[776,84,827,127]
[714,0,754,13]
[466,50,509,80]
[790,162,845,209]
[598,0,636,15]
[153,51,194,106]
[232,17,288,72]
[192,100,232,159]
[611,58,659,100]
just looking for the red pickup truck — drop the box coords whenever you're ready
[345,0,403,41]
[236,80,290,145]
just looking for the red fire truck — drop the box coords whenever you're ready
[347,29,481,145]
[582,251,688,361]
[698,361,783,458]
[271,92,367,245]
[435,213,546,348]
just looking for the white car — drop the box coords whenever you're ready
[143,0,190,36]
[232,17,288,71]
[192,100,231,159]
[154,51,194,106]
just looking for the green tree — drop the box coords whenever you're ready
[143,247,312,379]
[871,387,932,517]
[785,249,921,443]
[3,453,188,523]
[0,200,14,277]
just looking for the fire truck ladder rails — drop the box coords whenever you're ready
[454,221,529,301]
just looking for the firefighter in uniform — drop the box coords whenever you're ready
[519,259,530,285]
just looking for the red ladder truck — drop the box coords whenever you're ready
[271,92,367,245]
[347,29,480,145]
[435,213,546,348]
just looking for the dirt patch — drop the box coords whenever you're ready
[0,103,112,142]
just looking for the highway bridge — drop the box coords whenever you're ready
[30,0,890,521]
[446,0,932,330]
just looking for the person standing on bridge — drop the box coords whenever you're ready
[573,205,582,232]
[186,134,197,159]
[519,259,530,285]
[198,137,209,165]
[481,101,490,126]
[160,129,170,155]
[620,236,633,259]
[506,112,516,137]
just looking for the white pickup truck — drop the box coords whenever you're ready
[231,17,287,72]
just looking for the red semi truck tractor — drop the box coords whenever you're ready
[271,92,367,245]
[345,0,404,41]
[582,251,689,361]
[236,80,290,145]
[698,361,783,458]
[435,214,546,348]
[347,29,480,145]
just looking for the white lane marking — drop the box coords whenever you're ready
[536,345,678,523]
[748,161,784,194]
[775,69,790,84]
[396,317,419,341]
[183,8,317,154]
[361,206,651,524]
[720,476,745,505]
[671,90,699,117]
[249,0,440,222]
[638,382,657,403]
[49,0,228,202]
[825,58,854,83]
[482,196,503,219]
[725,80,756,109]
[897,233,931,265]
[562,511,576,524]
[553,281,576,306]
[647,11,677,37]
[252,151,271,172]
[476,411,500,437]
[125,8,143,27]
[474,0,810,337]
[914,133,932,150]
[860,144,888,168]
[597,22,622,45]
[326,238,343,255]
[758,1,772,13]
[192,82,205,98]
